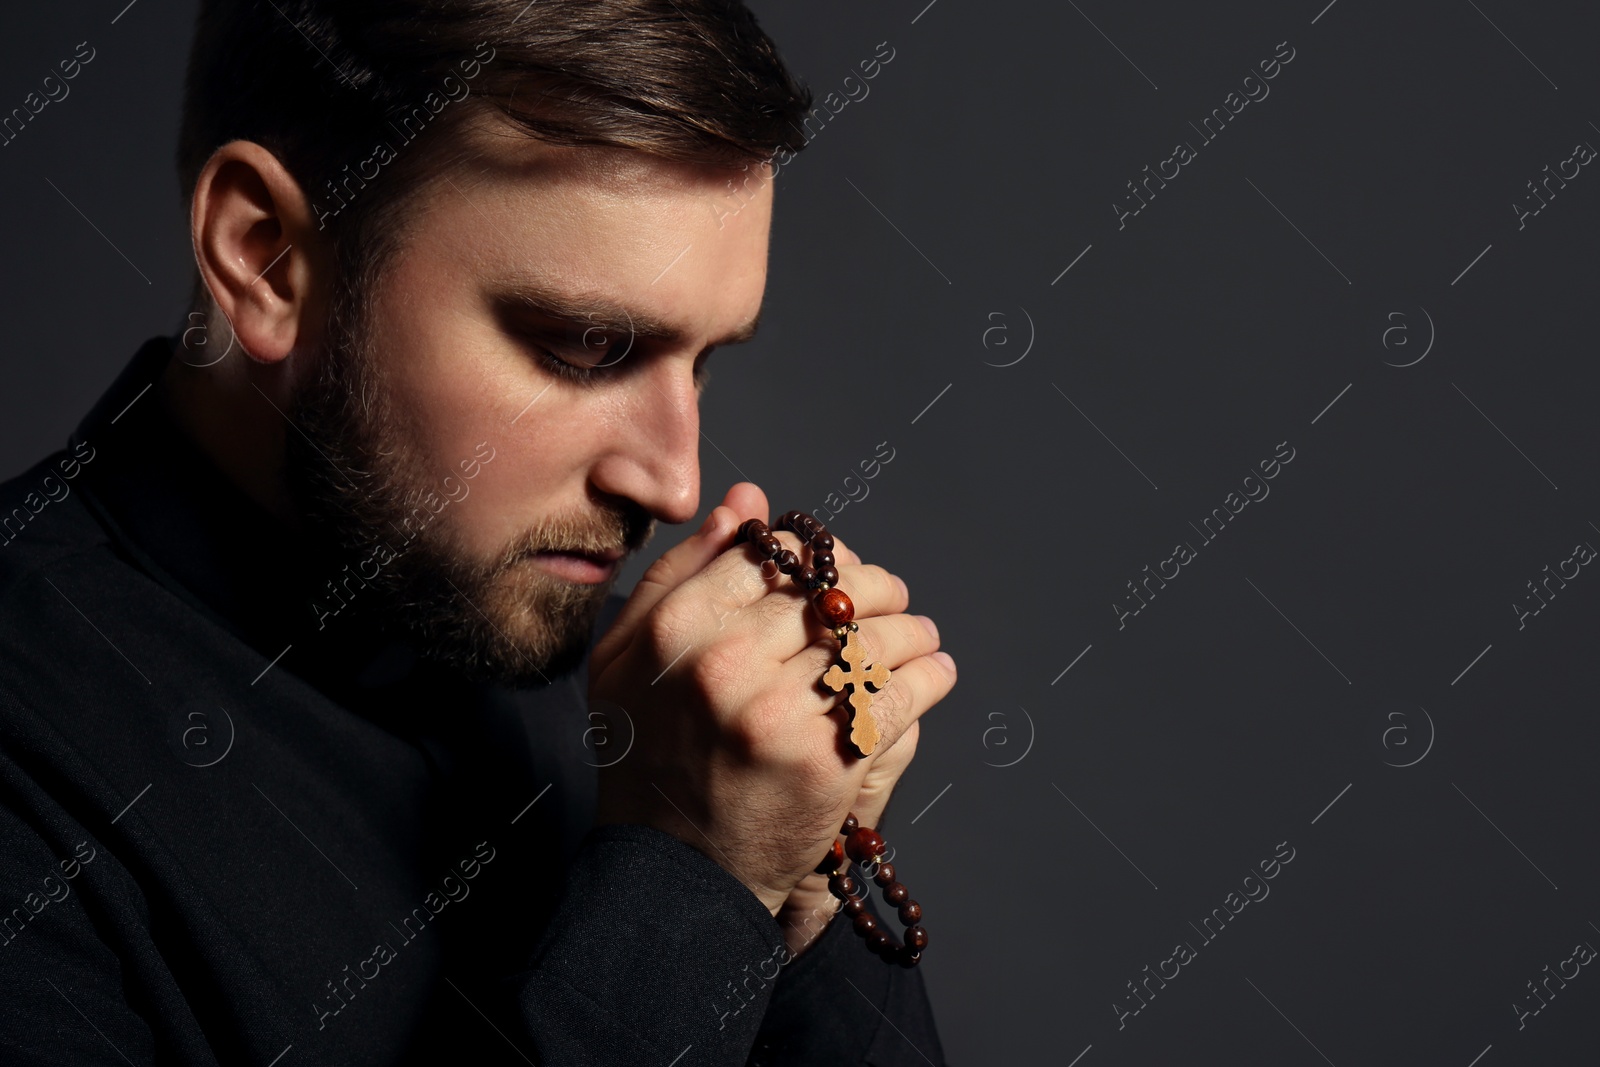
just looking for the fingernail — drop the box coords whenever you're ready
[698,509,721,536]
[916,615,938,642]
[933,651,956,677]
[894,575,909,600]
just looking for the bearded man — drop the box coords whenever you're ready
[0,2,957,1065]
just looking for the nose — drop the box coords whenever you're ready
[588,357,701,527]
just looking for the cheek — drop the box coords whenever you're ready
[370,302,611,557]
[377,283,511,442]
[450,428,570,554]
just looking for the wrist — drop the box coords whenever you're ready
[775,875,842,958]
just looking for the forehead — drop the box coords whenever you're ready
[403,110,775,335]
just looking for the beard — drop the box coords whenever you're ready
[282,268,654,687]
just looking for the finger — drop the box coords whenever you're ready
[829,560,906,621]
[785,612,939,683]
[863,652,956,757]
[735,555,910,663]
[763,510,861,566]
[825,535,892,599]
[829,532,862,567]
[592,482,768,665]
[652,522,911,668]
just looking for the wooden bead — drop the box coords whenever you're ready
[815,839,845,875]
[747,508,931,966]
[845,827,884,863]
[814,587,853,627]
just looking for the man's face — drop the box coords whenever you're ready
[288,116,774,685]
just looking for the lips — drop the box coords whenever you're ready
[531,547,624,584]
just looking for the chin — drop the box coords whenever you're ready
[411,556,611,688]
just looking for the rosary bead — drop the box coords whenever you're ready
[845,826,885,863]
[814,587,854,628]
[815,839,845,875]
[737,507,929,966]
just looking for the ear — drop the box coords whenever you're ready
[190,140,331,365]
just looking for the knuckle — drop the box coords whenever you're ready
[637,552,683,591]
[690,638,750,697]
[647,599,696,658]
[752,585,801,627]
[855,562,893,589]
[731,690,798,760]
[852,563,903,614]
[853,625,891,670]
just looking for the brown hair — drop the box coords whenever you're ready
[177,0,812,306]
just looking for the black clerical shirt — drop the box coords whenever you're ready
[0,337,946,1066]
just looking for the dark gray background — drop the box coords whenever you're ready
[4,1,1599,1063]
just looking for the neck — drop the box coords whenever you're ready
[158,336,307,535]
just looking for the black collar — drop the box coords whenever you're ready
[71,337,552,720]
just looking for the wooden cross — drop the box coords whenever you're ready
[822,628,892,756]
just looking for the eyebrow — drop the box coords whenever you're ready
[494,282,761,349]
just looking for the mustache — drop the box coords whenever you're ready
[499,506,655,567]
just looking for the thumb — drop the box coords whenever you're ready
[592,482,768,666]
